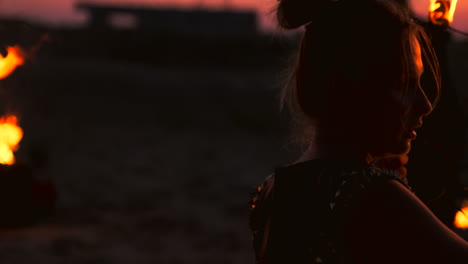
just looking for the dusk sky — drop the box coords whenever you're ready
[0,0,467,33]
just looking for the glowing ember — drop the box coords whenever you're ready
[454,206,468,229]
[429,0,458,25]
[0,46,25,80]
[0,116,23,165]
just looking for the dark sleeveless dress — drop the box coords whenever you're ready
[248,159,411,264]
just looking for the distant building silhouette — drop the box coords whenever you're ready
[76,2,258,35]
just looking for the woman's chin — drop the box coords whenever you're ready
[392,140,412,156]
[402,138,413,153]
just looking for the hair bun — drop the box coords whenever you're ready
[277,0,335,29]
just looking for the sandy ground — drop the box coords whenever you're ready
[0,57,293,264]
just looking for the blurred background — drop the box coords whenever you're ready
[0,0,466,263]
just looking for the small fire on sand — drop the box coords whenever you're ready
[0,46,25,165]
[0,115,23,165]
[0,46,25,80]
[429,0,458,25]
[454,206,468,229]
[0,41,56,226]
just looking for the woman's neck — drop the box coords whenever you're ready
[296,141,373,165]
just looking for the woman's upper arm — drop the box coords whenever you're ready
[344,179,468,264]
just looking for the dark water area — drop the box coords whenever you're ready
[0,26,299,263]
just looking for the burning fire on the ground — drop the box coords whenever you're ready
[454,205,468,229]
[0,35,56,226]
[0,115,23,165]
[0,46,26,165]
[0,46,25,80]
[429,0,458,25]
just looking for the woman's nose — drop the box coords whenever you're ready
[414,85,433,118]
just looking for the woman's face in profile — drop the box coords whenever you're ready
[369,36,432,158]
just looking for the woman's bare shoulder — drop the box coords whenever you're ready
[344,179,468,264]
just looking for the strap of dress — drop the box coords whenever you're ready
[249,174,275,264]
[329,166,411,213]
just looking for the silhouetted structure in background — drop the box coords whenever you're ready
[76,2,258,35]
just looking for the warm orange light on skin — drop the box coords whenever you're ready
[454,206,468,228]
[0,46,25,80]
[0,116,23,165]
[429,0,458,25]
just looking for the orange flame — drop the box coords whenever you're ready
[448,0,458,23]
[454,206,468,229]
[429,0,458,25]
[0,46,25,80]
[0,116,23,165]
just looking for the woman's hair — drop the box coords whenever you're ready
[277,0,441,150]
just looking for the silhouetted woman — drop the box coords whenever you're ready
[249,0,468,263]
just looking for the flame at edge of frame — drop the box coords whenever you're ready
[0,115,23,165]
[0,46,25,80]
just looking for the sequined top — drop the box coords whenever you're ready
[248,159,411,264]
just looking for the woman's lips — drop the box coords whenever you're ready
[406,123,422,140]
[405,129,417,140]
